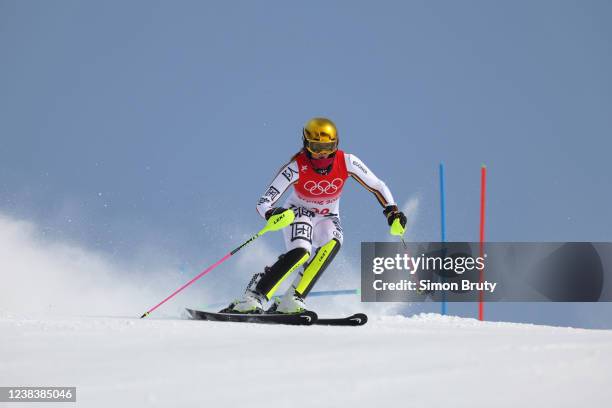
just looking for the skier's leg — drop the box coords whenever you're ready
[222,248,311,313]
[296,237,341,297]
[257,207,316,299]
[222,210,313,313]
[254,246,310,300]
[277,216,343,313]
[300,216,344,297]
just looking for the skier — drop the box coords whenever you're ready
[222,117,406,314]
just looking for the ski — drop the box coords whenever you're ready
[185,308,317,326]
[315,313,368,326]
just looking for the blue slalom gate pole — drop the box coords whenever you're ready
[307,289,359,297]
[439,162,447,315]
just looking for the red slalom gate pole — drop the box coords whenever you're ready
[479,165,487,321]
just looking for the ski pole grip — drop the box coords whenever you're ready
[261,208,295,234]
[390,218,405,237]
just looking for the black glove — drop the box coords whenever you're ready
[265,207,287,221]
[383,205,407,228]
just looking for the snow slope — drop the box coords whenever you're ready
[1,312,611,408]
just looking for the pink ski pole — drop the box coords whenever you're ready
[140,209,295,318]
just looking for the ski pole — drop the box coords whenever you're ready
[140,209,295,318]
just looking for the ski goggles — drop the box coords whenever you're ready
[306,140,338,154]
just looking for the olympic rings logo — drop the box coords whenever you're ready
[302,178,344,195]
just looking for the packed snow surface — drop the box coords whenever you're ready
[1,312,611,408]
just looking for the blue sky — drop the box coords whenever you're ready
[1,1,611,325]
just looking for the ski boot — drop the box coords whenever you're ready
[275,290,307,314]
[220,273,266,314]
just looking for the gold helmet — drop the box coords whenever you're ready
[302,117,339,156]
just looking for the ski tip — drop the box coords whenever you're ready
[302,310,318,325]
[350,313,368,325]
[314,313,368,326]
